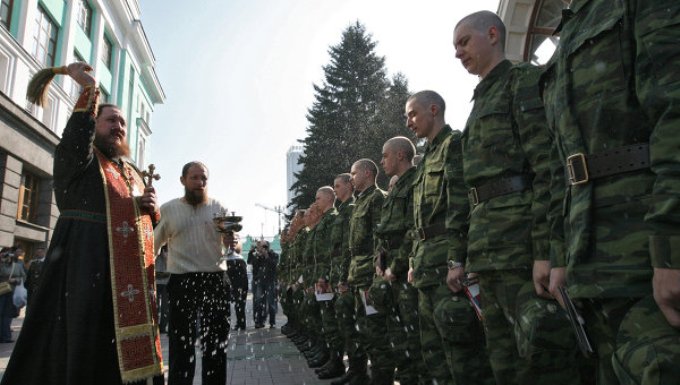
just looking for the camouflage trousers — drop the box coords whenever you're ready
[354,286,394,380]
[335,289,367,365]
[417,283,456,385]
[368,277,424,385]
[320,296,343,353]
[302,290,323,344]
[432,286,494,385]
[280,286,293,322]
[578,295,680,385]
[478,269,583,385]
[290,287,305,330]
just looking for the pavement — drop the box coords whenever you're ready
[0,295,337,385]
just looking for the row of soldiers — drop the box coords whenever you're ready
[279,6,679,385]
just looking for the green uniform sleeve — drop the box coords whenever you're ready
[633,1,680,269]
[512,66,553,262]
[444,133,469,265]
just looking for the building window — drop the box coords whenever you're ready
[525,0,566,64]
[100,87,109,103]
[70,50,84,100]
[42,95,55,129]
[17,171,40,223]
[0,0,12,30]
[101,35,113,69]
[137,135,146,168]
[76,0,92,37]
[31,6,58,67]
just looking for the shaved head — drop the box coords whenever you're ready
[384,136,416,162]
[353,158,378,177]
[407,90,446,117]
[456,10,506,50]
[316,186,336,212]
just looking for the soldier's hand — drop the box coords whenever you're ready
[66,62,96,87]
[533,260,552,299]
[549,267,567,308]
[375,266,384,277]
[446,267,465,293]
[407,268,414,284]
[140,186,157,213]
[653,267,680,328]
[383,268,395,282]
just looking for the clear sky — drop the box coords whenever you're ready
[140,0,498,238]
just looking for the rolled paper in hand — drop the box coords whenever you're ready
[26,66,69,106]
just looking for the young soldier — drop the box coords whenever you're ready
[542,1,680,384]
[453,10,580,385]
[348,159,390,385]
[371,136,423,385]
[406,90,490,385]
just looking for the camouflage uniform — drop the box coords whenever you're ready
[412,126,490,385]
[541,1,680,383]
[302,225,323,351]
[278,242,292,325]
[348,185,392,383]
[329,197,368,376]
[369,166,423,385]
[312,208,339,361]
[462,59,580,385]
[291,229,309,338]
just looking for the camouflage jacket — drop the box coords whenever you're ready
[376,166,417,279]
[291,229,309,285]
[348,185,386,289]
[313,208,336,282]
[302,226,317,286]
[462,59,558,272]
[412,126,468,289]
[541,0,680,298]
[329,197,355,285]
[278,242,290,284]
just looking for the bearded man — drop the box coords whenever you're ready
[1,62,163,385]
[154,162,231,385]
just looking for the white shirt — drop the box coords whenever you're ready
[154,197,227,274]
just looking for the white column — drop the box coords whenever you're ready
[91,11,104,75]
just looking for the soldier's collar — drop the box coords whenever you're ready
[472,59,512,101]
[396,167,416,188]
[357,185,376,198]
[428,124,452,150]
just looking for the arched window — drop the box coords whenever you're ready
[525,0,567,64]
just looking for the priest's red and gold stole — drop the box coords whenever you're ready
[96,149,162,383]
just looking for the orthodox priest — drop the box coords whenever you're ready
[0,62,164,385]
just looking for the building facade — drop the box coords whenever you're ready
[0,0,164,256]
[497,0,565,64]
[286,144,303,204]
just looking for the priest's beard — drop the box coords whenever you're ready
[184,187,207,206]
[94,133,131,159]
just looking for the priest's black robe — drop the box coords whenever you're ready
[0,110,163,385]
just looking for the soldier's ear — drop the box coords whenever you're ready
[488,25,500,46]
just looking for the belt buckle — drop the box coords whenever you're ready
[417,227,426,241]
[567,153,589,185]
[468,187,480,206]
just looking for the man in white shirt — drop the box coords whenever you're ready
[154,161,230,385]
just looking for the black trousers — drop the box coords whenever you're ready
[167,272,229,385]
[156,282,169,332]
[229,286,247,328]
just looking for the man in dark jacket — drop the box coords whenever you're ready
[249,240,279,328]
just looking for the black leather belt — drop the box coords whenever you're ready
[414,223,447,240]
[468,175,530,206]
[566,143,649,186]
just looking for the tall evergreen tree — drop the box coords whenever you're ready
[289,22,412,211]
